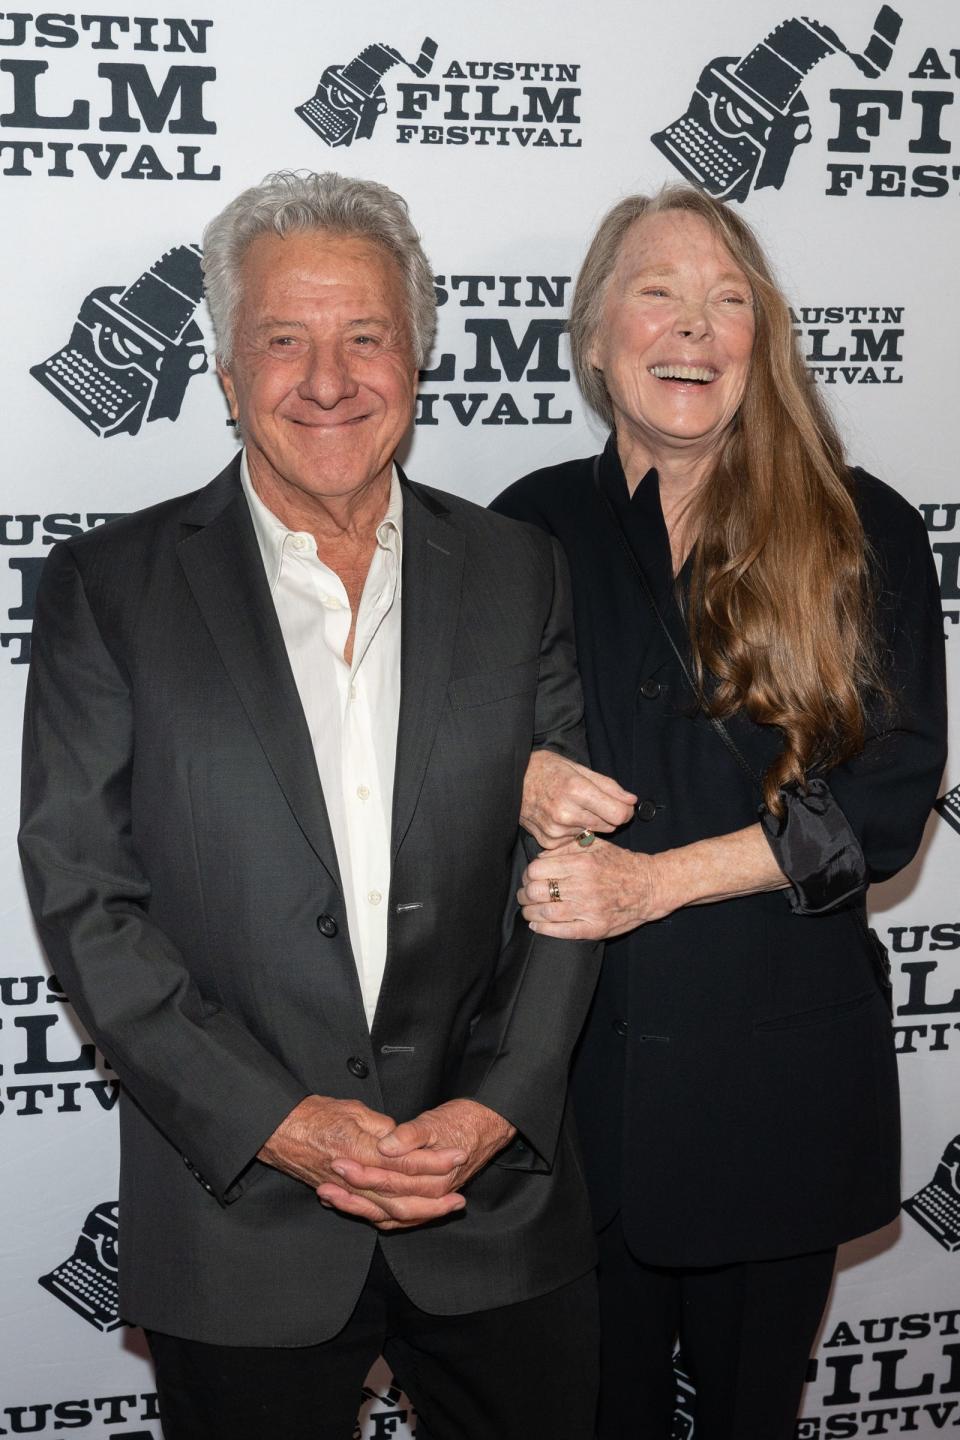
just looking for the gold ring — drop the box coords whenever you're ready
[576,829,596,848]
[547,878,562,903]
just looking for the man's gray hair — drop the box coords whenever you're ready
[202,170,437,368]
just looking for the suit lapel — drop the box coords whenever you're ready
[391,475,464,859]
[176,459,343,892]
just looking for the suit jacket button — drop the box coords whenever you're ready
[316,913,338,938]
[347,1056,369,1079]
[640,679,662,699]
[612,1019,629,1037]
[637,799,658,821]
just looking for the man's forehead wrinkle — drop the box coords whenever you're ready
[248,312,399,333]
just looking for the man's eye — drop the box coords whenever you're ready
[719,295,750,306]
[641,288,669,298]
[269,336,297,347]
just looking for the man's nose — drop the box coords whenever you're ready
[298,342,359,407]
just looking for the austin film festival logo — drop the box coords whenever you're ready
[878,901,960,1061]
[791,304,903,388]
[296,35,582,151]
[0,14,219,181]
[796,1307,960,1437]
[0,970,118,1115]
[30,243,208,437]
[416,271,573,431]
[921,502,960,642]
[648,6,960,202]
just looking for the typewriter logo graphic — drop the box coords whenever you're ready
[904,1136,960,1253]
[296,37,437,147]
[38,1200,122,1331]
[31,243,208,438]
[934,784,960,839]
[650,6,902,202]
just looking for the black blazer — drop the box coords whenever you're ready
[19,457,601,1345]
[493,441,947,1266]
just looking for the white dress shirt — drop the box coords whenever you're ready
[240,454,402,1029]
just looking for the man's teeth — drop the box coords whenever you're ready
[649,365,717,382]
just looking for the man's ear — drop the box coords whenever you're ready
[218,363,239,423]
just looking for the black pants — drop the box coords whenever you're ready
[147,1246,598,1440]
[597,1217,836,1440]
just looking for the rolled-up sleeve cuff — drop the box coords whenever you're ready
[759,778,868,915]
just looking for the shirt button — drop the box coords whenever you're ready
[316,913,338,938]
[367,890,382,906]
[349,683,358,701]
[346,1056,369,1079]
[290,534,309,551]
[640,679,662,699]
[321,595,343,610]
[637,799,658,822]
[356,784,370,801]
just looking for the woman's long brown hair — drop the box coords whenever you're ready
[569,186,882,812]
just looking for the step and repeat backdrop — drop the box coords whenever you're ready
[1,0,957,1435]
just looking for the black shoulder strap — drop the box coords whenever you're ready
[591,456,760,790]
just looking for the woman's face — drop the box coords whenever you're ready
[589,210,756,465]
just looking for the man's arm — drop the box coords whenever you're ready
[387,536,601,1188]
[18,544,379,1203]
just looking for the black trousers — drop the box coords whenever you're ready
[146,1245,599,1440]
[597,1217,836,1440]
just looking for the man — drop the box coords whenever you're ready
[18,171,600,1440]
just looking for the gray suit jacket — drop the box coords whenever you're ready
[19,457,601,1346]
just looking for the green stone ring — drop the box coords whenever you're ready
[576,829,596,848]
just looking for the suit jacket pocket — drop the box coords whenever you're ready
[447,659,539,709]
[754,989,877,1032]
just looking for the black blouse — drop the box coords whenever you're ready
[491,438,947,1266]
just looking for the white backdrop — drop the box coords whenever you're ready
[1,2,957,1435]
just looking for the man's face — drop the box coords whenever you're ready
[219,229,418,510]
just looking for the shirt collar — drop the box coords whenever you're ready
[598,432,685,602]
[240,450,404,594]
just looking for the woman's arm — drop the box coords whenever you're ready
[518,822,787,940]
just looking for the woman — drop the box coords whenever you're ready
[493,186,947,1439]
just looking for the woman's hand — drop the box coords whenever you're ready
[519,837,666,940]
[520,825,790,940]
[521,750,636,850]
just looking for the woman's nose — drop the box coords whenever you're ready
[673,298,712,340]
